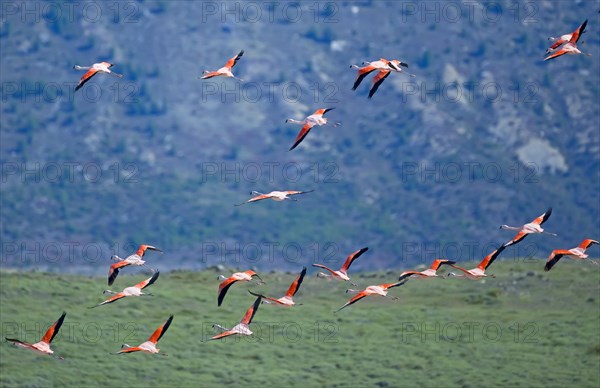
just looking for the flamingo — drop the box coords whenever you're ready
[108,244,162,286]
[445,245,507,279]
[544,20,591,61]
[312,247,369,286]
[397,258,458,281]
[209,296,262,341]
[117,315,173,355]
[248,267,306,306]
[500,208,556,247]
[545,239,599,272]
[91,272,160,308]
[199,50,244,80]
[286,108,340,151]
[5,312,66,360]
[351,58,415,98]
[217,270,263,306]
[73,62,123,91]
[235,190,314,206]
[546,19,587,53]
[336,281,407,312]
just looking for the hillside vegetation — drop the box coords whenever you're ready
[1,1,599,273]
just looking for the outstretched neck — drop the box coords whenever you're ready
[286,119,305,124]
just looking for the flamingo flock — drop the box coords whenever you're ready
[6,14,598,361]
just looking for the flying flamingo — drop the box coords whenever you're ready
[286,108,340,151]
[5,312,66,360]
[235,190,314,206]
[217,270,263,306]
[73,62,123,91]
[116,315,173,355]
[500,208,556,247]
[545,239,599,272]
[209,296,262,341]
[445,245,507,279]
[546,19,587,53]
[351,58,415,98]
[199,50,244,80]
[248,267,306,306]
[91,272,160,308]
[313,247,369,286]
[336,281,407,312]
[544,20,591,61]
[397,258,458,281]
[108,244,162,286]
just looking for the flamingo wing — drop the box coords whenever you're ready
[503,230,528,247]
[312,263,338,276]
[289,123,315,151]
[447,264,478,279]
[398,271,428,281]
[368,70,391,99]
[429,259,456,271]
[569,19,588,44]
[533,208,553,225]
[40,312,67,344]
[5,338,33,349]
[137,244,162,256]
[200,71,223,79]
[285,190,314,196]
[285,267,307,297]
[340,247,369,274]
[75,68,99,91]
[210,330,237,341]
[477,245,506,271]
[352,65,377,90]
[225,50,244,69]
[312,108,335,116]
[544,250,570,272]
[248,290,280,304]
[94,292,127,307]
[336,291,369,312]
[547,39,567,52]
[218,277,239,306]
[235,194,272,206]
[148,315,174,344]
[134,271,160,290]
[579,239,599,250]
[117,346,144,354]
[383,280,408,290]
[108,260,130,286]
[544,49,570,61]
[241,295,262,325]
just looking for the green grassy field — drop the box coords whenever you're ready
[1,261,599,387]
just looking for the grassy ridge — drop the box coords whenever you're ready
[0,261,599,387]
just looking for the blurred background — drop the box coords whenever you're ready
[1,0,599,274]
